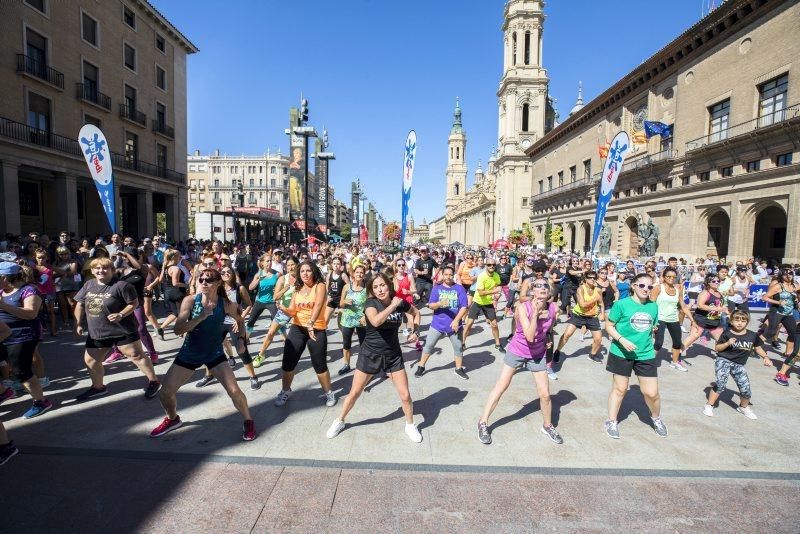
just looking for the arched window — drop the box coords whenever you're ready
[522,103,530,132]
[450,147,453,159]
[456,146,460,159]
[270,166,276,174]
[524,31,531,65]
[455,184,460,196]
[512,33,517,65]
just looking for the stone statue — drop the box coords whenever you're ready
[636,213,659,257]
[597,224,612,255]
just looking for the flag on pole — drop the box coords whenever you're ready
[644,121,673,139]
[78,124,116,233]
[400,130,417,245]
[591,131,631,253]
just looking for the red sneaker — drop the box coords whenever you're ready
[103,351,125,365]
[150,416,182,438]
[149,353,159,364]
[0,387,15,404]
[242,419,256,441]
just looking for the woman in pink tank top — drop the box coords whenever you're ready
[476,284,564,445]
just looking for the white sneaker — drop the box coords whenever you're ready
[274,389,291,407]
[703,404,714,417]
[404,423,422,443]
[39,376,51,389]
[737,406,757,420]
[326,418,345,438]
[546,367,558,380]
[681,325,689,333]
[324,390,336,407]
[668,360,688,372]
[579,331,587,341]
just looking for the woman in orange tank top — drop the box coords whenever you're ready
[275,261,336,408]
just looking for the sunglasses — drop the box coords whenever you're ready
[221,271,233,275]
[197,278,216,285]
[397,263,406,266]
[710,279,720,283]
[486,264,496,267]
[532,283,548,289]
[586,276,596,280]
[664,275,676,279]
[202,262,215,267]
[635,283,654,289]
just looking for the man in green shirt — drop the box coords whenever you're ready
[462,260,505,353]
[604,273,668,439]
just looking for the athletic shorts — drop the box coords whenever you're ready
[273,310,291,327]
[327,298,340,309]
[85,332,140,349]
[173,354,227,371]
[606,354,658,378]
[687,291,700,300]
[568,314,601,331]
[468,302,497,321]
[356,349,405,375]
[504,351,547,372]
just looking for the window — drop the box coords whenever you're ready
[26,28,47,72]
[663,179,673,189]
[124,131,138,166]
[746,160,760,172]
[538,180,543,194]
[231,166,238,173]
[649,183,657,192]
[83,114,101,128]
[124,84,137,111]
[759,74,788,127]
[636,186,644,194]
[213,179,220,187]
[708,99,730,143]
[82,60,98,97]
[613,192,620,199]
[259,166,263,173]
[699,171,710,182]
[249,178,254,186]
[456,147,460,159]
[156,102,166,126]
[124,43,136,71]
[198,180,205,188]
[720,166,733,177]
[282,167,288,175]
[522,104,530,132]
[660,136,673,152]
[24,0,46,14]
[156,65,166,90]
[270,166,276,174]
[547,176,552,190]
[27,92,50,131]
[81,12,98,46]
[190,193,197,202]
[259,179,263,186]
[557,171,563,187]
[270,178,276,187]
[155,34,165,52]
[524,31,531,65]
[569,166,577,182]
[624,189,631,197]
[190,180,196,188]
[583,159,591,179]
[156,144,167,171]
[123,5,136,29]
[454,184,459,196]
[521,197,529,207]
[681,176,690,186]
[776,153,793,166]
[512,32,517,66]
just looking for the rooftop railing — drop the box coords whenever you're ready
[686,103,799,151]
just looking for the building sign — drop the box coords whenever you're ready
[288,133,305,235]
[316,155,328,232]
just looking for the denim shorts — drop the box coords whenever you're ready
[504,351,547,372]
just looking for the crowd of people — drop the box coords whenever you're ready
[1,229,798,466]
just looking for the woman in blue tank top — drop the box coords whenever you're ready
[149,268,257,442]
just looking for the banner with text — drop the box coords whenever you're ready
[400,130,417,245]
[591,131,630,253]
[78,124,116,233]
[316,154,328,233]
[288,133,306,237]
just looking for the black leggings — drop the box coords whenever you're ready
[223,323,252,364]
[764,308,797,342]
[654,321,682,351]
[246,301,277,329]
[560,285,577,314]
[4,340,38,382]
[341,326,366,351]
[282,325,328,374]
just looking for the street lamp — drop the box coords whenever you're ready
[316,128,335,238]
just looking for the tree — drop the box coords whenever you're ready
[508,229,525,246]
[340,223,352,241]
[156,213,167,236]
[188,217,196,237]
[383,223,401,242]
[550,224,565,251]
[544,217,552,250]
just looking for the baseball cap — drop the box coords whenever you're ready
[420,245,428,251]
[0,261,21,275]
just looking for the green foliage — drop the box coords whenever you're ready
[156,213,167,235]
[544,217,553,250]
[340,223,352,241]
[550,224,565,250]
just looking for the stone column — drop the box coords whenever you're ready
[136,189,153,239]
[54,173,79,234]
[164,194,177,242]
[784,189,799,263]
[176,186,189,240]
[0,161,21,235]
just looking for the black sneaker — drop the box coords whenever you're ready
[195,375,215,388]
[553,350,561,363]
[338,364,352,376]
[495,344,506,354]
[588,353,603,364]
[0,441,19,466]
[228,358,237,369]
[477,421,492,444]
[249,377,261,391]
[454,367,469,380]
[144,381,162,399]
[75,385,108,402]
[414,365,425,378]
[541,425,564,444]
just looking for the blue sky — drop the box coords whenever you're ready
[156,0,707,223]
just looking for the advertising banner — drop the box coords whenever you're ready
[400,130,417,245]
[316,154,328,233]
[351,182,360,242]
[288,133,305,237]
[78,124,116,233]
[591,131,630,253]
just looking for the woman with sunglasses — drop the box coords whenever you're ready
[604,273,667,439]
[326,272,422,443]
[681,273,728,357]
[477,281,562,445]
[54,246,80,331]
[652,267,695,372]
[150,249,187,337]
[457,254,477,306]
[253,256,298,367]
[392,258,421,349]
[762,269,798,386]
[337,264,368,376]
[246,253,281,337]
[324,256,349,329]
[274,261,336,408]
[553,271,604,363]
[150,268,256,441]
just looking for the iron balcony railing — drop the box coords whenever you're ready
[532,172,598,201]
[152,119,175,139]
[622,148,679,172]
[119,104,147,127]
[0,115,184,184]
[75,82,111,111]
[16,54,64,89]
[686,103,799,151]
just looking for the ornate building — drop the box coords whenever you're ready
[526,0,800,262]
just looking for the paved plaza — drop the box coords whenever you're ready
[3,308,800,532]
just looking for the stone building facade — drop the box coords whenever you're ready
[527,0,800,263]
[0,0,197,239]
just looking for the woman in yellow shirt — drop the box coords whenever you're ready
[553,271,604,364]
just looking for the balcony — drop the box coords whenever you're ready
[119,104,147,127]
[686,103,800,152]
[532,173,598,202]
[16,54,64,90]
[622,148,679,172]
[75,83,111,111]
[0,115,184,184]
[152,119,175,139]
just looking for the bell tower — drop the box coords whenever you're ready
[445,97,467,211]
[495,0,549,236]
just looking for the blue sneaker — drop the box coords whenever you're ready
[23,399,53,419]
[246,326,254,336]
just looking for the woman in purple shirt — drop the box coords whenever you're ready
[476,283,563,445]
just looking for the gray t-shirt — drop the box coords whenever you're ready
[74,278,139,339]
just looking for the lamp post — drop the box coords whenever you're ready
[316,128,335,238]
